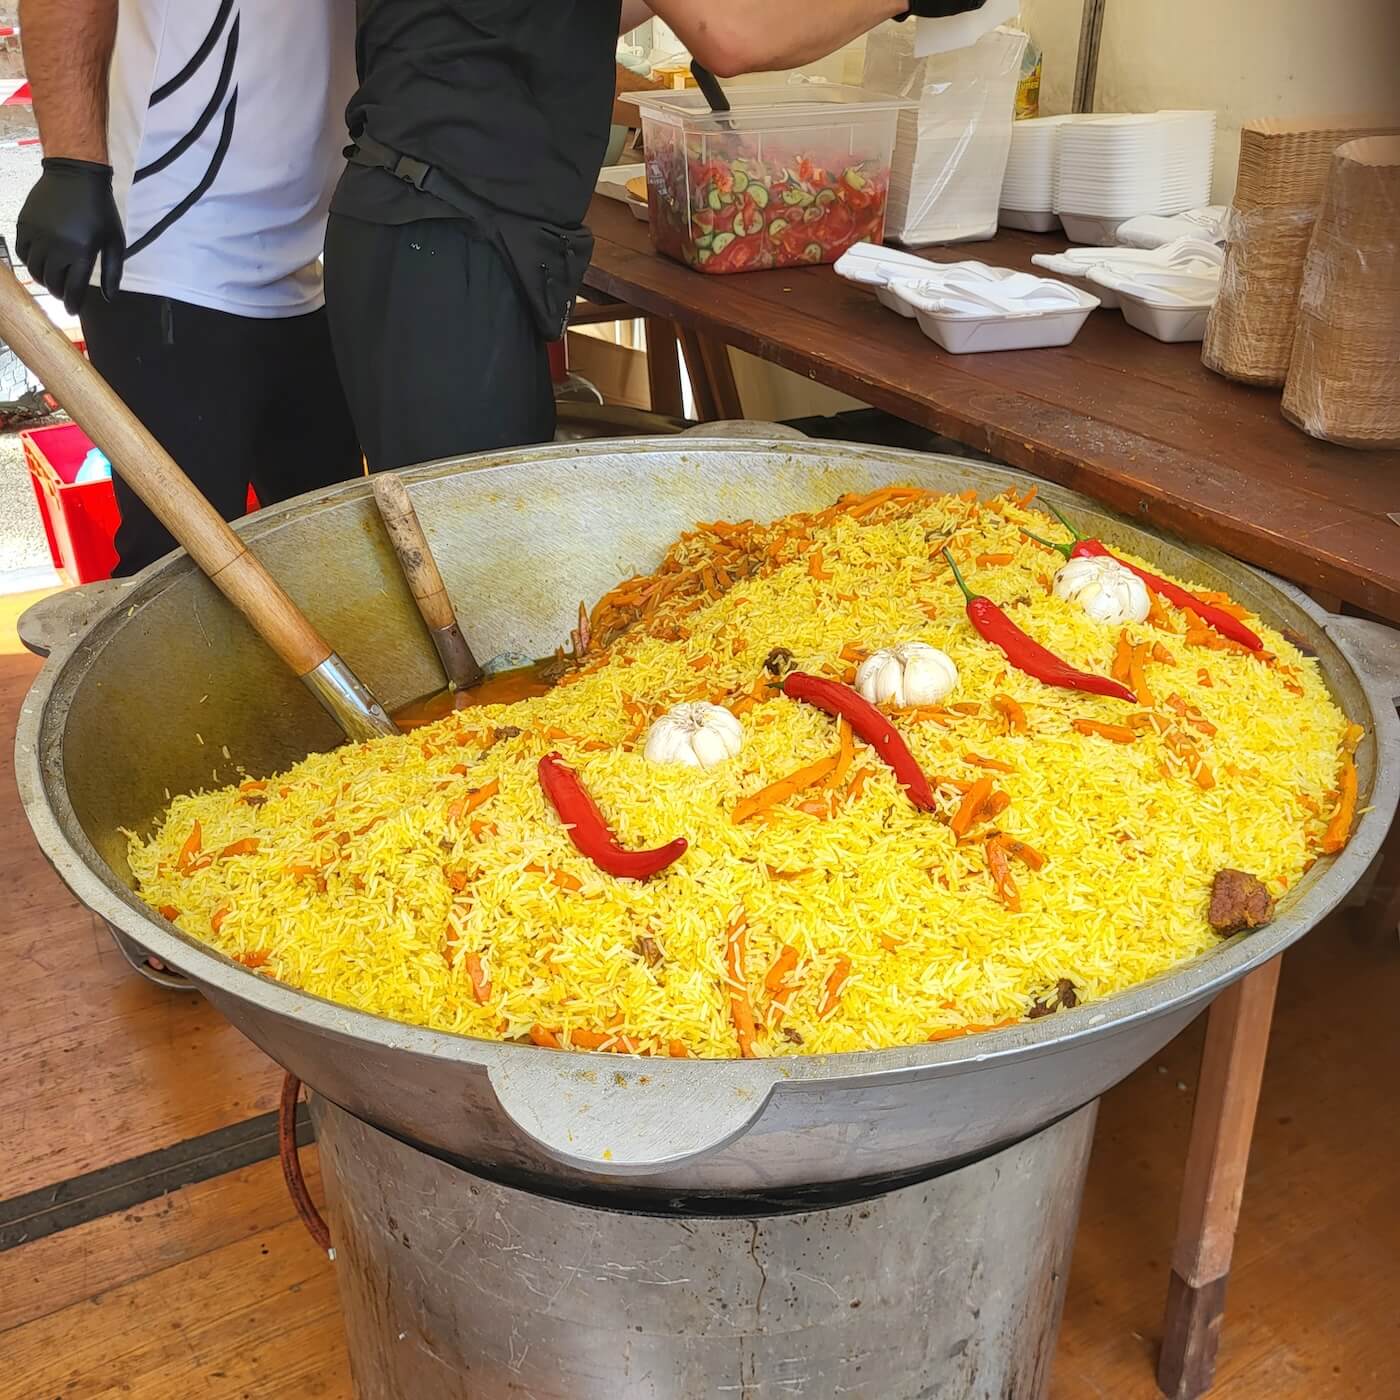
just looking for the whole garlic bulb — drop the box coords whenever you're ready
[855,642,959,708]
[1053,556,1151,625]
[643,702,744,770]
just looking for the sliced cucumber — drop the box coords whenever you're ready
[732,170,749,193]
[694,233,714,250]
[843,166,867,191]
[803,243,823,260]
[711,232,736,253]
[782,188,816,207]
[803,205,824,224]
[767,217,789,237]
[707,188,723,212]
[696,246,712,264]
[749,184,770,209]
[816,188,838,206]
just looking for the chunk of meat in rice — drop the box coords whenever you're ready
[1027,978,1079,1019]
[1208,869,1275,935]
[763,646,796,678]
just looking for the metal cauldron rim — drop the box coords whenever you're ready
[14,436,1400,1097]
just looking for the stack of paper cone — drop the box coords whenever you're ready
[1202,115,1399,386]
[1282,136,1400,448]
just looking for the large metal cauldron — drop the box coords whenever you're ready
[16,438,1400,1211]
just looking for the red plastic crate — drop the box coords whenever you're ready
[24,423,259,584]
[24,423,119,583]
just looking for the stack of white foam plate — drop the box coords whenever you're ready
[1054,111,1216,243]
[999,115,1076,231]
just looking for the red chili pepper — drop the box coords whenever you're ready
[943,550,1137,703]
[537,753,687,880]
[1028,505,1264,652]
[781,672,936,811]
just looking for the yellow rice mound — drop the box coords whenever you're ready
[129,486,1355,1058]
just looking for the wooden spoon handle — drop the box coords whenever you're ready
[371,473,484,689]
[371,473,457,632]
[0,266,331,678]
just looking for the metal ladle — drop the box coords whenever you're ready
[0,264,397,741]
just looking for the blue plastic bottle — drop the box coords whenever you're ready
[74,447,112,485]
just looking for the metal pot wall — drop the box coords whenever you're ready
[15,439,1400,1210]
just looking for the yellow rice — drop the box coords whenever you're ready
[128,487,1353,1058]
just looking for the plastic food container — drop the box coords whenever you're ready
[627,86,912,274]
[1031,237,1222,313]
[1090,270,1218,343]
[1057,211,1127,245]
[888,273,1098,354]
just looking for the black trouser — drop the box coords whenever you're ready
[79,291,361,577]
[323,213,554,472]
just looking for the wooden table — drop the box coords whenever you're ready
[581,199,1400,1400]
[584,196,1400,624]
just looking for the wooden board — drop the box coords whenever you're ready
[585,201,1400,621]
[0,1154,350,1398]
[0,644,284,1200]
[0,910,1394,1397]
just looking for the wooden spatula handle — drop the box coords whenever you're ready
[371,473,457,632]
[371,472,484,690]
[0,266,332,678]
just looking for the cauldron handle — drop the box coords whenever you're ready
[487,1055,779,1173]
[17,577,135,658]
[0,266,396,742]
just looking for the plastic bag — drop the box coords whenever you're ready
[1281,135,1400,447]
[862,24,1027,246]
[1015,37,1041,121]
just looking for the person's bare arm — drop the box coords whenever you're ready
[619,0,654,34]
[648,0,907,79]
[20,0,118,162]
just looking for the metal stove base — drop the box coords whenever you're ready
[312,1096,1098,1400]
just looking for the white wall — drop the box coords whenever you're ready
[1018,0,1400,203]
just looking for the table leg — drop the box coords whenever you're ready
[645,318,685,419]
[1157,956,1281,1400]
[678,330,743,421]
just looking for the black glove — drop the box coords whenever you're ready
[15,157,126,315]
[895,1,989,18]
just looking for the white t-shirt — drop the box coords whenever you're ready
[105,0,356,317]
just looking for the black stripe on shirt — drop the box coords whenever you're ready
[126,88,239,259]
[134,14,240,183]
[150,0,237,106]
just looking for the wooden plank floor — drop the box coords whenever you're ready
[0,608,284,1203]
[4,600,1397,1398]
